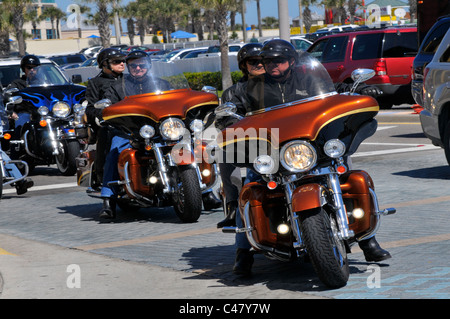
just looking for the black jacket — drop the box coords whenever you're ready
[85,71,123,126]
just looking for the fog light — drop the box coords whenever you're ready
[277,223,290,235]
[149,176,158,184]
[352,208,365,219]
[202,169,211,177]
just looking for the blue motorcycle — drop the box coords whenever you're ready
[5,64,86,176]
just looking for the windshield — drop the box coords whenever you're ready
[26,64,69,87]
[121,58,190,97]
[245,51,336,114]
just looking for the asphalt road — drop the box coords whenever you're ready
[1,104,449,301]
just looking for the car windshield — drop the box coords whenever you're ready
[122,58,190,97]
[246,51,336,115]
[26,64,69,87]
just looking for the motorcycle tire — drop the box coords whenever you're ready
[299,207,349,288]
[55,139,80,176]
[172,166,202,223]
[0,161,3,199]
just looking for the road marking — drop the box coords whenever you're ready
[0,247,16,256]
[2,182,78,195]
[353,143,439,157]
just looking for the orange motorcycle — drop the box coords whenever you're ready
[217,53,396,288]
[76,63,219,222]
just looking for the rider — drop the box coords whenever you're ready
[84,48,126,188]
[216,43,265,228]
[231,39,391,276]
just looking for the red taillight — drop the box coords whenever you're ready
[374,59,387,76]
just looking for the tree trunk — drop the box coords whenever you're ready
[216,7,232,91]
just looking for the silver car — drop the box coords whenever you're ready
[420,27,450,165]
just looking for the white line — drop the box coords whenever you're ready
[353,144,440,157]
[2,182,78,195]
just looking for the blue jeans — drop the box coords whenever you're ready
[235,169,260,249]
[100,136,131,198]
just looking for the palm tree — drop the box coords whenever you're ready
[41,6,66,39]
[196,0,237,91]
[81,0,114,48]
[0,9,12,56]
[2,0,31,56]
[121,1,139,45]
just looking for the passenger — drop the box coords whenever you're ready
[84,48,126,188]
[216,43,265,228]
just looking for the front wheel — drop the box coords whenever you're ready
[172,166,202,223]
[299,207,349,288]
[55,139,80,176]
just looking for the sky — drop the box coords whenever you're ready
[56,0,325,31]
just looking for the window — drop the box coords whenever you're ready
[383,32,418,58]
[440,46,450,63]
[46,29,55,40]
[352,33,383,60]
[307,39,329,62]
[321,36,348,63]
[421,22,450,54]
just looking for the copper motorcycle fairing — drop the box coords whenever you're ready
[219,94,378,151]
[102,89,218,128]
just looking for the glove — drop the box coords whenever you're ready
[357,85,383,98]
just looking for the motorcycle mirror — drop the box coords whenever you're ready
[94,99,112,109]
[8,96,23,104]
[202,86,217,95]
[4,88,19,95]
[214,102,242,120]
[351,69,375,83]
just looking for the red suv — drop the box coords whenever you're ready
[307,27,418,108]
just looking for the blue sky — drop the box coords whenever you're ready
[56,0,325,30]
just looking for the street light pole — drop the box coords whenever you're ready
[278,0,290,40]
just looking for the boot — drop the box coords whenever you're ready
[233,248,254,276]
[217,200,237,228]
[15,178,34,195]
[99,197,116,219]
[202,191,222,210]
[358,236,391,262]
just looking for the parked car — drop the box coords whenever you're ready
[161,47,208,62]
[419,27,450,165]
[307,26,418,108]
[305,29,341,42]
[47,53,87,67]
[181,49,207,59]
[61,57,98,70]
[123,45,158,53]
[412,15,450,106]
[200,43,245,57]
[79,46,102,58]
[263,36,312,51]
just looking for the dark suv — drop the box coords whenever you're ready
[307,27,418,108]
[412,15,450,106]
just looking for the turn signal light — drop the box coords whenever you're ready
[336,165,347,174]
[3,133,11,140]
[267,181,277,189]
[39,120,47,127]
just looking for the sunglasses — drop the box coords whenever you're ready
[129,63,149,70]
[262,57,289,65]
[246,59,263,66]
[110,59,125,64]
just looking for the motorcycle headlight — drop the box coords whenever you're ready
[253,155,276,174]
[189,119,204,133]
[52,101,71,118]
[324,139,346,158]
[280,140,317,172]
[139,125,155,139]
[38,106,49,116]
[160,118,185,140]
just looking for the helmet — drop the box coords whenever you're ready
[260,39,298,62]
[125,50,149,62]
[237,43,263,73]
[20,55,41,71]
[97,48,126,68]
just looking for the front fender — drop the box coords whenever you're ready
[291,183,327,212]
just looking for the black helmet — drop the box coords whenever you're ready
[237,43,263,73]
[20,55,41,71]
[260,39,298,62]
[125,50,149,62]
[97,47,126,68]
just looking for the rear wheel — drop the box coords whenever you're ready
[299,207,349,288]
[172,166,202,223]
